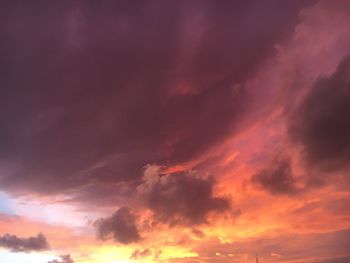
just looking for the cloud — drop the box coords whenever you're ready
[0,0,314,200]
[94,163,231,243]
[252,157,300,195]
[289,55,350,172]
[137,165,230,226]
[47,255,75,263]
[94,207,141,244]
[252,54,350,195]
[130,248,151,260]
[0,233,49,252]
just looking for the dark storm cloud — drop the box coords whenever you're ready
[138,165,230,225]
[289,55,350,172]
[0,0,315,198]
[252,157,300,195]
[252,55,350,194]
[0,233,49,252]
[48,255,75,263]
[94,207,141,244]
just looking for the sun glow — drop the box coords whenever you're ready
[78,245,134,263]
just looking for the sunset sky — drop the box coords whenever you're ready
[1,1,350,262]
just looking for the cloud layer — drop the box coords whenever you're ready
[0,0,314,200]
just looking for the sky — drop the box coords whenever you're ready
[0,0,350,262]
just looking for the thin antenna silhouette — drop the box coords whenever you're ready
[256,254,259,263]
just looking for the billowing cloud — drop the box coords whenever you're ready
[137,165,230,226]
[289,55,350,172]
[0,233,49,252]
[94,207,141,244]
[252,55,350,195]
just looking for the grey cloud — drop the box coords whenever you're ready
[94,207,141,244]
[137,165,231,226]
[0,233,49,253]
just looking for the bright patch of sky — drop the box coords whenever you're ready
[0,250,56,263]
[0,192,91,227]
[0,192,14,215]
